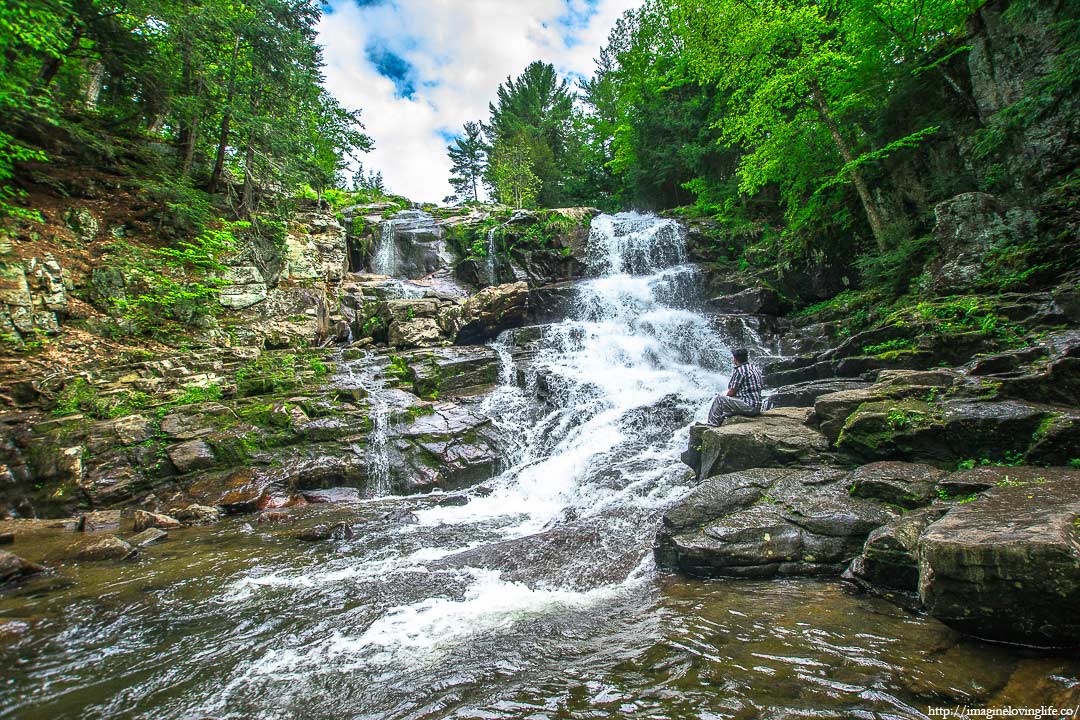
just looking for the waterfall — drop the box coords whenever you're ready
[372,219,396,276]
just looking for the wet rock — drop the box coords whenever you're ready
[405,346,501,398]
[847,462,948,509]
[382,508,419,524]
[844,505,950,601]
[655,467,897,578]
[188,468,278,514]
[682,409,833,481]
[68,535,137,562]
[302,487,362,504]
[128,528,168,547]
[918,468,1080,647]
[527,281,578,323]
[79,509,122,533]
[160,404,233,440]
[167,439,216,474]
[255,510,294,524]
[293,521,354,541]
[0,550,46,583]
[173,504,222,526]
[133,510,181,532]
[0,532,12,545]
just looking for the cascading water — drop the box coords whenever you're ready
[484,227,497,285]
[371,218,396,276]
[2,213,1057,720]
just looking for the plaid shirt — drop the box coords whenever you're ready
[729,362,763,409]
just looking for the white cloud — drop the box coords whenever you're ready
[318,0,640,204]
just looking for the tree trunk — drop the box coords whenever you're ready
[208,35,242,194]
[809,79,888,252]
[81,60,105,109]
[241,130,257,217]
[36,26,83,92]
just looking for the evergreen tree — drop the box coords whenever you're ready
[446,121,485,203]
[484,61,574,207]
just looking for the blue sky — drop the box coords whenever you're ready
[318,0,639,203]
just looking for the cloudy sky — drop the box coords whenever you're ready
[317,0,640,203]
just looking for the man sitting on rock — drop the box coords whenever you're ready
[708,347,763,426]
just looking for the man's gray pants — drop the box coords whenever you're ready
[708,396,759,425]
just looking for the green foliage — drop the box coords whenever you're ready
[956,451,1025,470]
[488,132,542,209]
[1070,458,1080,469]
[108,220,245,332]
[446,121,486,203]
[863,338,915,356]
[387,355,410,380]
[484,61,576,207]
[174,384,224,405]
[309,357,329,377]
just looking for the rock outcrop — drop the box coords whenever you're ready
[655,467,897,578]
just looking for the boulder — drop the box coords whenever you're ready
[844,505,949,601]
[387,317,445,349]
[67,535,137,562]
[301,488,362,504]
[448,281,529,344]
[405,346,501,398]
[917,468,1080,647]
[133,510,181,532]
[835,397,1066,465]
[173,504,222,525]
[847,461,948,509]
[655,467,897,578]
[682,408,833,481]
[292,521,354,541]
[167,439,217,474]
[0,550,46,583]
[79,509,122,533]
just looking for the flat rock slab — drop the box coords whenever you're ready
[655,467,897,578]
[848,461,948,509]
[683,408,833,481]
[918,468,1080,647]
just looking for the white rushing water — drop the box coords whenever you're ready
[229,212,733,681]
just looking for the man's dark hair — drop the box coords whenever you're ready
[732,348,749,364]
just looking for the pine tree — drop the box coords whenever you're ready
[446,121,485,203]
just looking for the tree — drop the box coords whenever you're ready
[663,0,965,251]
[446,120,485,203]
[485,61,574,207]
[488,133,541,209]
